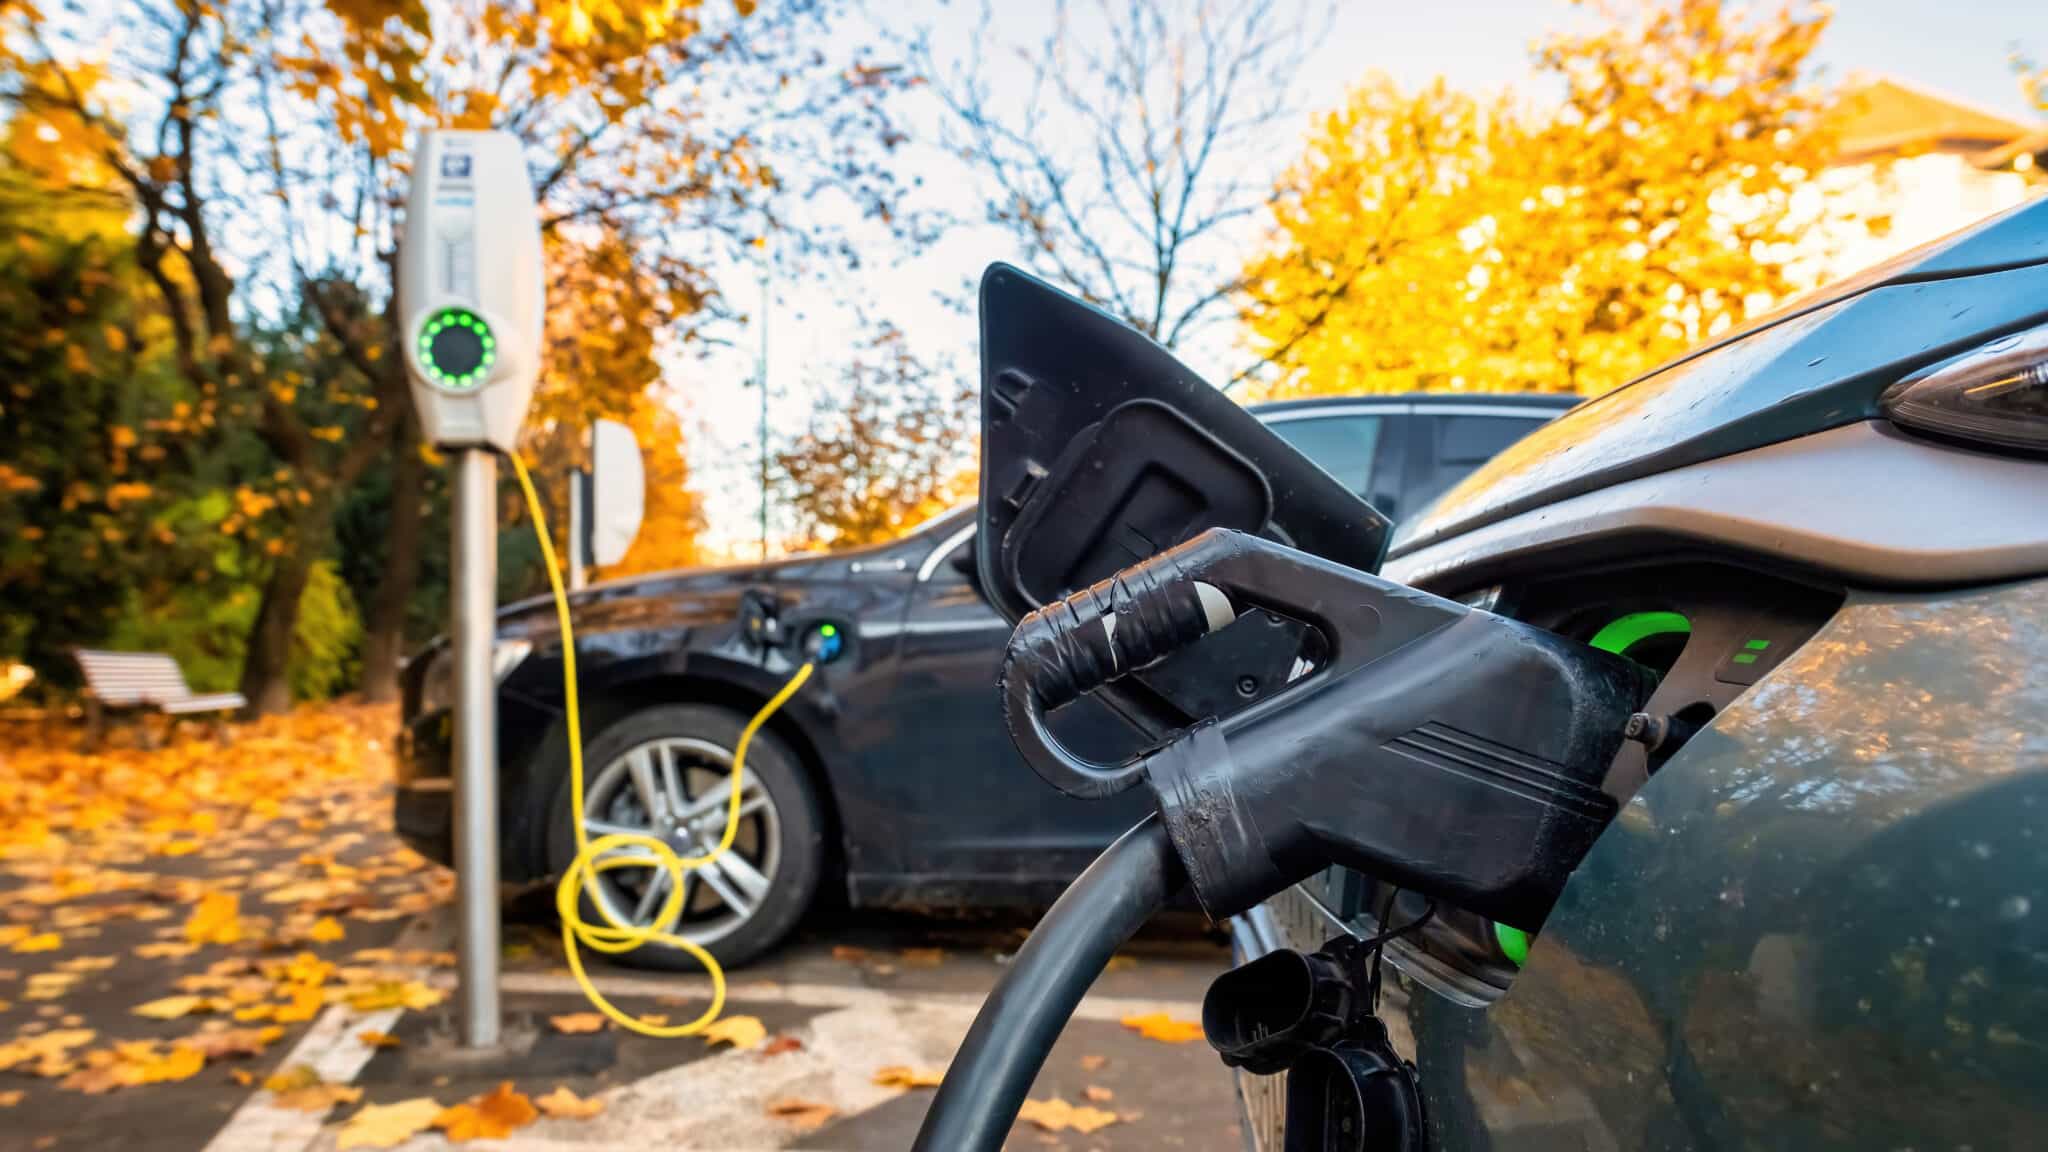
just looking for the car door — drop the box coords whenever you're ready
[875,521,1153,893]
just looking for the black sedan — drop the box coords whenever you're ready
[394,392,1573,966]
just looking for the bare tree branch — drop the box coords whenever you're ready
[925,0,1325,349]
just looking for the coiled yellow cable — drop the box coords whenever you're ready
[512,453,813,1037]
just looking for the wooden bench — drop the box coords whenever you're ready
[71,649,245,748]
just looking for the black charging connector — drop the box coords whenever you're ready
[1284,1022,1427,1152]
[1003,527,1657,930]
[1204,945,1365,1074]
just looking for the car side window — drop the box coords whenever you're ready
[1266,415,1384,498]
[1409,414,1548,514]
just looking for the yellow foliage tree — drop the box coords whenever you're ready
[1242,0,1835,399]
[773,325,975,552]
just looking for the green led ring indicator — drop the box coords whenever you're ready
[1587,610,1691,656]
[416,307,498,391]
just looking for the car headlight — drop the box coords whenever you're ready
[418,639,534,714]
[1883,323,2048,457]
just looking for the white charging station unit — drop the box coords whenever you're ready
[399,129,544,1049]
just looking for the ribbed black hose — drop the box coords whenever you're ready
[912,816,1184,1152]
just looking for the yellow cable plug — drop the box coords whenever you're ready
[512,452,812,1038]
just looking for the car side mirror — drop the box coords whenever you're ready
[971,264,1392,730]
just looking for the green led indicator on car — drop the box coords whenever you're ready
[820,624,837,638]
[1587,611,1692,656]
[1495,922,1531,967]
[417,307,498,391]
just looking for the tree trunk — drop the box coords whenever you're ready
[238,540,318,718]
[359,418,426,703]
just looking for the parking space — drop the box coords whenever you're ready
[0,712,1240,1152]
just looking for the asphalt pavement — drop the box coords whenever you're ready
[2,785,1243,1152]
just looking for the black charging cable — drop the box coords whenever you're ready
[912,817,1184,1152]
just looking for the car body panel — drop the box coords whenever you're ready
[1383,420,2048,598]
[1396,229,2048,557]
[1401,576,2048,1150]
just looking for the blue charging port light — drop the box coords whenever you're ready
[805,622,845,663]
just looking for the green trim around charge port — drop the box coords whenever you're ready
[1587,610,1692,655]
[1495,922,1532,967]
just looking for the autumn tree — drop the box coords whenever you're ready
[1242,0,1835,398]
[257,0,918,701]
[925,0,1325,349]
[774,325,975,551]
[8,0,918,710]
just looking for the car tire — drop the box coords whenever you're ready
[543,703,824,971]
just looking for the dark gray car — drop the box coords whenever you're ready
[1236,198,2048,1151]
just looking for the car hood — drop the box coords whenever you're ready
[1392,195,2048,557]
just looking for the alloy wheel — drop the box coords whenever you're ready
[578,735,783,947]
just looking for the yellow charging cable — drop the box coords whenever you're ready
[511,453,813,1038]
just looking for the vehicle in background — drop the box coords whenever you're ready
[393,392,1575,966]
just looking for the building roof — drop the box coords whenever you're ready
[1825,77,2039,163]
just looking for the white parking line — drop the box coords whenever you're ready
[443,969,1204,1022]
[201,1004,403,1152]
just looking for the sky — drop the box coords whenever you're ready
[682,0,2048,554]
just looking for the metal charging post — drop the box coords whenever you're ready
[399,129,544,1050]
[448,449,501,1046]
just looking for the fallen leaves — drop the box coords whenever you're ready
[1083,1084,1115,1102]
[344,980,444,1012]
[275,1080,365,1112]
[1120,1011,1206,1044]
[0,1029,96,1076]
[1078,1054,1108,1072]
[700,1014,765,1050]
[131,994,218,1020]
[872,1065,946,1089]
[1017,1096,1120,1134]
[435,1081,538,1143]
[184,892,244,945]
[899,947,946,967]
[534,1085,605,1119]
[549,1012,607,1034]
[356,1029,402,1049]
[761,1034,804,1056]
[60,1041,204,1092]
[337,1098,444,1150]
[183,1025,285,1059]
[765,1096,837,1131]
[0,705,466,1106]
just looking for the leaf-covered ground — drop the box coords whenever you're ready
[0,705,450,1147]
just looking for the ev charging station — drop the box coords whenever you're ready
[399,129,544,1049]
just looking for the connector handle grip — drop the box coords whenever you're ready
[1000,527,1406,798]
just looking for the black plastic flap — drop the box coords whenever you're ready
[974,263,1392,628]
